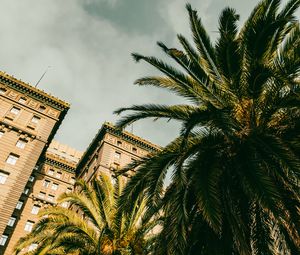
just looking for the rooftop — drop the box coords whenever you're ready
[0,71,70,111]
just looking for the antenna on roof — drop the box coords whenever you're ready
[35,66,51,88]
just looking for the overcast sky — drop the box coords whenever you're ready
[0,0,298,151]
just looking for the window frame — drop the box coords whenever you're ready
[6,153,19,165]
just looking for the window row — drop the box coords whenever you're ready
[42,180,59,190]
[47,169,75,184]
[0,87,47,112]
[116,140,138,153]
[38,191,56,202]
[7,106,41,124]
[0,172,34,185]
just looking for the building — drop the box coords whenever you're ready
[2,141,82,255]
[76,122,160,183]
[0,71,70,253]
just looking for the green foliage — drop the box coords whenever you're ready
[14,174,161,255]
[115,0,300,254]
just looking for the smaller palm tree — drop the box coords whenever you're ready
[14,173,161,255]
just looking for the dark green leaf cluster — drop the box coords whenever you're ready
[115,1,300,254]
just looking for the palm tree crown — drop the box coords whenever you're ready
[115,0,300,254]
[14,174,160,255]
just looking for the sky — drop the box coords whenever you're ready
[0,0,298,152]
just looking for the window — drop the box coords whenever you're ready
[47,194,55,202]
[0,235,8,246]
[0,172,9,184]
[132,147,137,153]
[43,180,50,188]
[28,175,35,182]
[61,202,69,208]
[10,107,20,115]
[31,205,41,215]
[51,183,59,191]
[0,131,4,138]
[0,88,7,95]
[38,192,45,199]
[7,217,16,227]
[28,243,38,251]
[23,188,30,195]
[117,141,122,146]
[66,187,72,193]
[56,172,62,179]
[113,162,120,169]
[114,151,121,159]
[24,221,34,232]
[6,154,19,165]
[31,116,40,124]
[39,105,46,112]
[16,201,23,210]
[48,169,54,176]
[16,139,27,149]
[70,177,75,184]
[18,97,26,104]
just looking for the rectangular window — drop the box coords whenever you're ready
[0,131,4,138]
[16,201,23,210]
[23,188,30,195]
[7,217,16,227]
[18,97,26,104]
[38,192,45,199]
[0,172,9,184]
[114,151,121,159]
[0,88,7,95]
[66,187,72,193]
[16,139,27,149]
[0,235,8,246]
[48,169,54,176]
[61,202,69,208]
[24,221,34,232]
[47,194,55,202]
[31,205,41,215]
[51,183,59,191]
[132,147,137,153]
[39,105,46,112]
[117,141,122,146]
[10,107,20,115]
[70,177,76,184]
[28,176,35,182]
[43,180,50,188]
[56,172,62,179]
[28,243,38,251]
[6,154,19,165]
[31,116,40,124]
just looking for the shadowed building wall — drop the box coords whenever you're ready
[2,141,82,255]
[76,122,160,183]
[0,72,69,253]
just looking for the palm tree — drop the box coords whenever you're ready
[14,174,160,255]
[114,0,300,254]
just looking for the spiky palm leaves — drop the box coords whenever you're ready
[14,174,160,255]
[114,1,300,254]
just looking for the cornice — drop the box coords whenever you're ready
[0,71,70,111]
[44,154,77,173]
[76,122,161,176]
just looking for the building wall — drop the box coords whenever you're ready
[78,123,160,184]
[2,141,82,255]
[0,72,69,253]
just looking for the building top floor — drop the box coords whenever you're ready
[76,122,161,177]
[0,71,69,112]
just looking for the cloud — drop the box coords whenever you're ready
[0,0,182,150]
[0,0,298,152]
